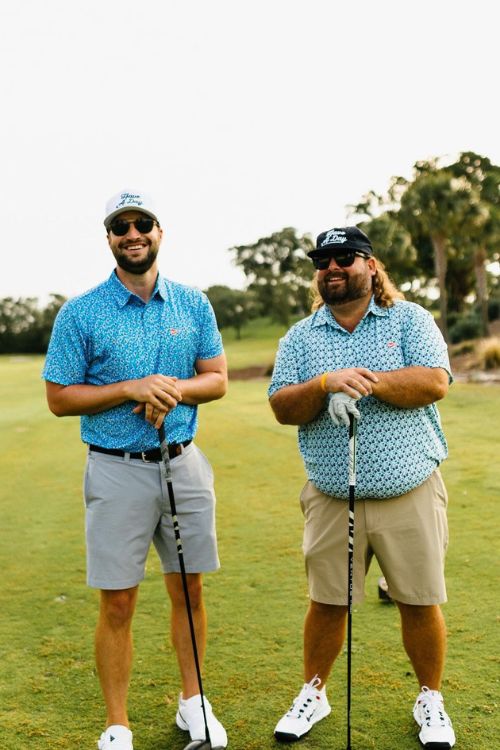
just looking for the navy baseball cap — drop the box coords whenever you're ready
[308,226,373,258]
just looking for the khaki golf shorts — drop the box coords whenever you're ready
[83,442,219,590]
[301,470,449,606]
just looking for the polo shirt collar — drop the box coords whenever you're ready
[107,270,168,307]
[311,295,388,329]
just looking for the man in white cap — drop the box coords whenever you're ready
[43,190,228,750]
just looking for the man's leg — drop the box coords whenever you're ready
[274,600,344,741]
[95,586,139,727]
[304,600,347,686]
[165,572,206,698]
[396,602,447,689]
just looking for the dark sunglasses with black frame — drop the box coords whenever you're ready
[108,217,159,236]
[311,251,370,270]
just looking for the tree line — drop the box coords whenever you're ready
[208,151,500,343]
[1,151,498,353]
[0,295,66,354]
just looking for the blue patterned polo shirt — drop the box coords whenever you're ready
[43,271,223,451]
[268,297,452,499]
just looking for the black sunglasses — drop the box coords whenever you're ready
[108,217,158,236]
[311,251,369,270]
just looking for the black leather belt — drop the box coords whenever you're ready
[89,440,191,462]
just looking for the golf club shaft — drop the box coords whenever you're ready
[158,425,210,743]
[346,414,357,750]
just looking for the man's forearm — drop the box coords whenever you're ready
[46,381,132,417]
[178,354,228,405]
[46,373,183,418]
[270,365,448,425]
[270,367,379,425]
[372,366,449,407]
[270,377,326,425]
[178,371,228,405]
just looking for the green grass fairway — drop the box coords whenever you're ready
[0,356,498,749]
[222,317,295,370]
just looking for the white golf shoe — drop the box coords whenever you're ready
[97,724,133,750]
[413,686,456,748]
[274,675,331,742]
[176,693,228,748]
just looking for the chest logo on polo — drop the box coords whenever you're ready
[170,328,179,335]
[387,341,396,348]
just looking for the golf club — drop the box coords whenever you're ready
[158,425,219,750]
[346,413,357,750]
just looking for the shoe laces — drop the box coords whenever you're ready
[417,686,449,728]
[286,675,322,719]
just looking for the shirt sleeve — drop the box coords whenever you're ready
[268,329,302,397]
[196,293,224,360]
[42,302,89,385]
[402,304,453,381]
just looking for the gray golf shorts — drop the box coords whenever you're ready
[301,469,449,606]
[83,442,219,589]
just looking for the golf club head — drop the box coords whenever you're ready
[377,576,394,603]
[183,741,221,750]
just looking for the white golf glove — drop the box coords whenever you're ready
[328,392,361,428]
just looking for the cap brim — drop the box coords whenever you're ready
[308,245,372,258]
[104,207,159,229]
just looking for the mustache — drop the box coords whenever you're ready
[324,271,347,281]
[119,238,151,249]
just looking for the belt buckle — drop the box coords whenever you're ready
[141,451,152,463]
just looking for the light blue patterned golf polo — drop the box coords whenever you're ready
[268,297,452,499]
[43,271,223,451]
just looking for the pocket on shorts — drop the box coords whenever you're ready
[192,444,215,484]
[432,470,449,552]
[432,469,448,509]
[172,443,215,488]
[83,455,93,507]
[299,481,314,517]
[83,454,116,509]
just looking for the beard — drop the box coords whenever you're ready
[317,268,372,305]
[113,242,159,274]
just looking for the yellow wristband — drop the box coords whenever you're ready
[320,372,330,392]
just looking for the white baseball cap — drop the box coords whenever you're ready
[104,189,160,228]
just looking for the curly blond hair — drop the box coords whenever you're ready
[310,257,404,312]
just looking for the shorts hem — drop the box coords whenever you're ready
[87,576,144,590]
[309,592,366,606]
[162,562,221,575]
[389,593,448,606]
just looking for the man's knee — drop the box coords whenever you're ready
[396,602,444,620]
[99,587,138,627]
[166,573,204,610]
[309,600,348,620]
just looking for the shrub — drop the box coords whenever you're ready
[449,314,483,344]
[478,337,500,370]
[451,340,476,356]
[488,296,500,321]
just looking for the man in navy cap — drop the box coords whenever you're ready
[268,227,456,748]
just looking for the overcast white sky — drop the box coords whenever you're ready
[1,0,499,302]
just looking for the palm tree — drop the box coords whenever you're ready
[397,168,484,343]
